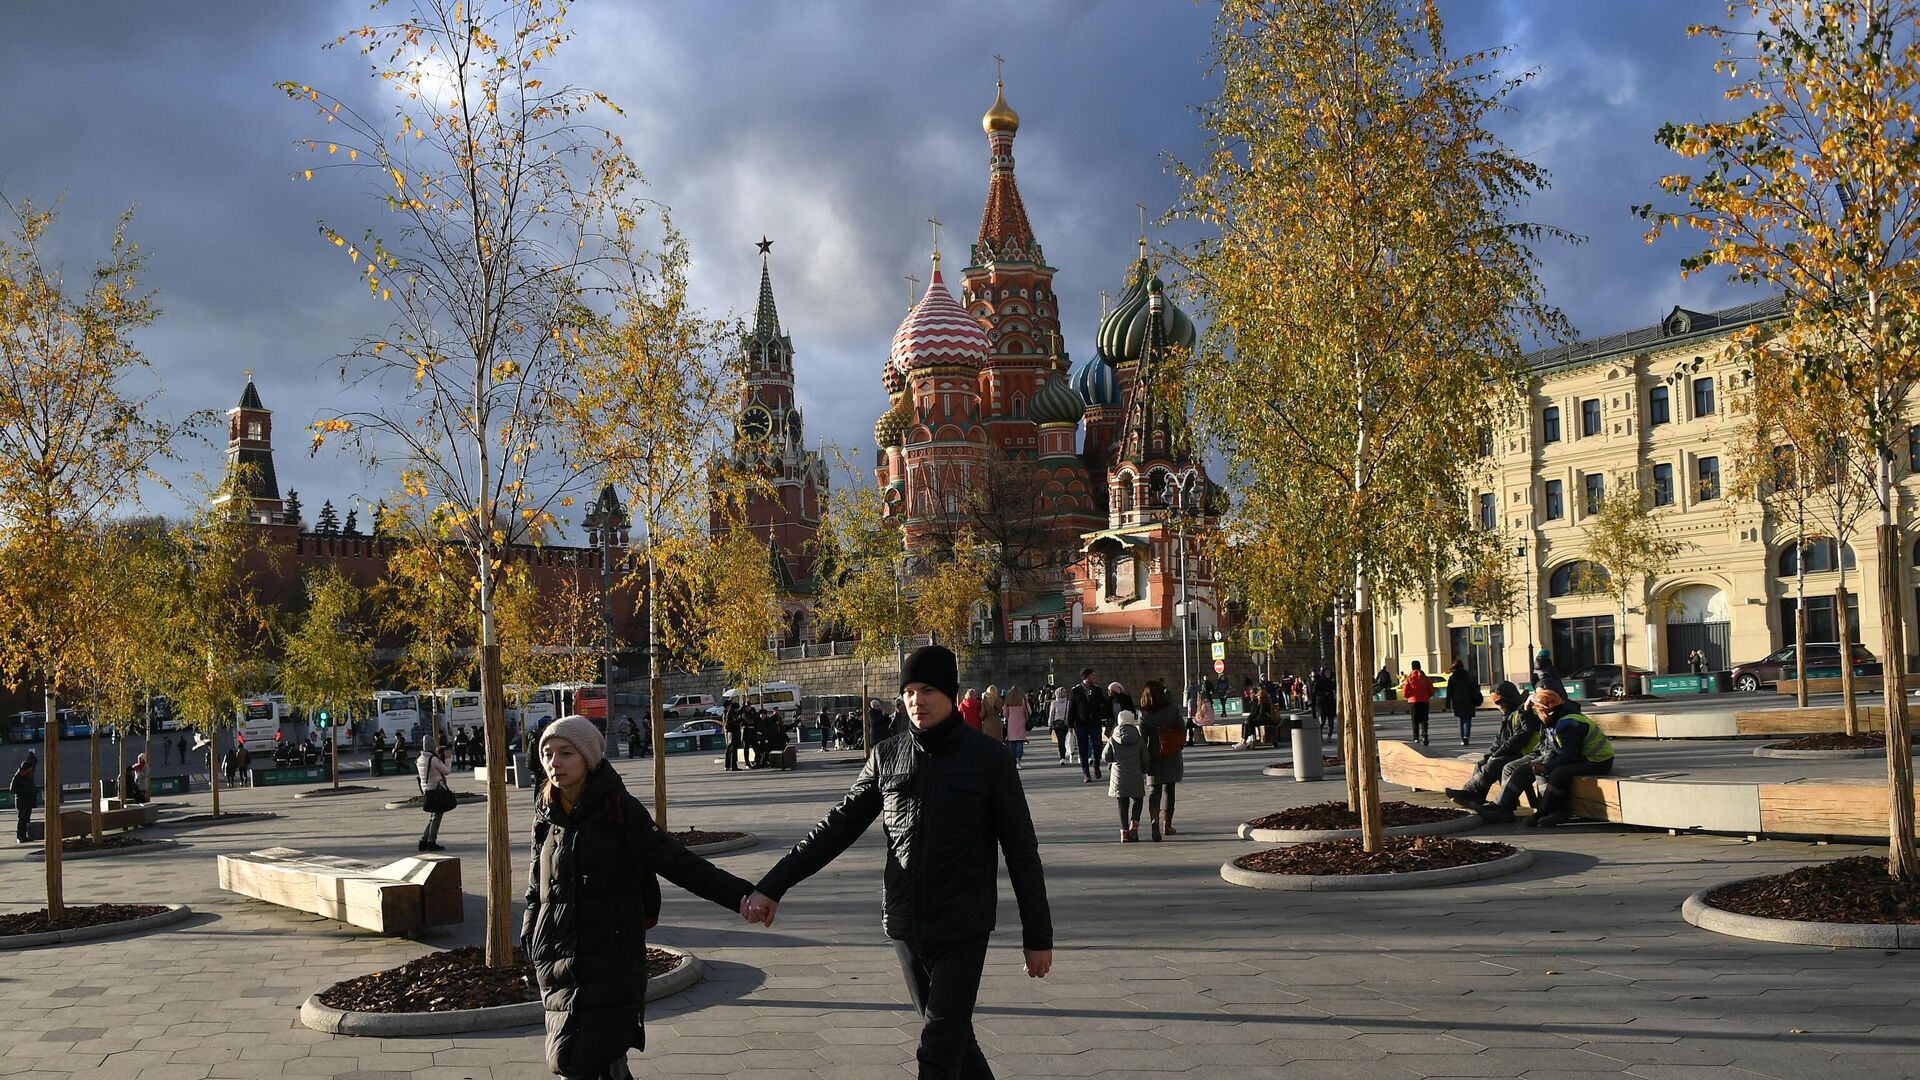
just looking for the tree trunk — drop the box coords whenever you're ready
[1341,614,1361,810]
[1877,520,1919,879]
[1795,581,1809,708]
[115,721,127,811]
[480,640,513,966]
[331,706,341,789]
[860,660,872,759]
[88,723,101,843]
[1350,610,1384,851]
[1836,580,1858,735]
[1332,602,1349,803]
[1619,593,1633,700]
[647,557,668,828]
[209,727,222,818]
[42,686,63,919]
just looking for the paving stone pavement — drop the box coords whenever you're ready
[2,741,1916,1079]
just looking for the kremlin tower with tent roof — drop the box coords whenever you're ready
[870,78,1219,643]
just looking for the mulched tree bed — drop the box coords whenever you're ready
[1706,857,1920,923]
[53,835,162,854]
[316,945,681,1013]
[671,829,747,846]
[1233,835,1514,876]
[165,812,277,825]
[1243,800,1469,832]
[1768,732,1886,752]
[1269,757,1343,771]
[390,791,487,807]
[0,903,167,936]
[300,785,382,796]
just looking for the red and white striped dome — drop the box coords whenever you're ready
[889,268,991,375]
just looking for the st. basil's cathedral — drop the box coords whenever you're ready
[731,79,1220,644]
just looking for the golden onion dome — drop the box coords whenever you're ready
[982,82,1019,134]
[873,398,912,447]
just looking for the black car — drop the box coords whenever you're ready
[1565,663,1647,699]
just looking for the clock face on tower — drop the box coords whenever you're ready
[741,406,772,440]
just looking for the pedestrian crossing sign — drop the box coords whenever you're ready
[1247,628,1271,651]
[1470,625,1487,646]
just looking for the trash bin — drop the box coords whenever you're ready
[1636,674,1654,697]
[1707,671,1731,693]
[1290,723,1323,783]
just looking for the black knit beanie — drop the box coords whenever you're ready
[900,644,960,703]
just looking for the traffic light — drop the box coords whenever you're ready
[316,708,331,730]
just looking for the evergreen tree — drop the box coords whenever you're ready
[370,499,389,540]
[341,508,361,538]
[315,500,340,537]
[284,489,303,528]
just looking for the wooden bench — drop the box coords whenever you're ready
[217,847,463,934]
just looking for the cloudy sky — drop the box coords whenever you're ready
[0,0,1756,530]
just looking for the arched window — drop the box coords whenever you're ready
[1548,560,1609,598]
[1778,538,1856,576]
[1116,474,1136,513]
[1447,577,1470,607]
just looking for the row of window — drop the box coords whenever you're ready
[1538,378,1716,445]
[1456,542,1863,607]
[1520,456,1721,525]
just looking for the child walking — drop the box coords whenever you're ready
[1103,710,1151,842]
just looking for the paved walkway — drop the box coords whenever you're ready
[1,742,1914,1079]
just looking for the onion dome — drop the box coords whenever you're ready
[873,398,912,446]
[889,267,991,374]
[1097,262,1197,365]
[1028,368,1086,427]
[881,353,905,396]
[1070,352,1119,408]
[982,81,1020,134]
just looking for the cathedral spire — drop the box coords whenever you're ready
[752,237,779,340]
[975,74,1038,263]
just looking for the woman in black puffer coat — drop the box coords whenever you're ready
[523,716,753,1079]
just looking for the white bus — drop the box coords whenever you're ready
[722,681,803,723]
[506,685,556,741]
[235,696,284,747]
[371,690,422,742]
[429,688,483,741]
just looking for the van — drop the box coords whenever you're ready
[662,693,717,720]
[722,682,802,722]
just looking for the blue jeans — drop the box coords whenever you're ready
[1008,740,1025,762]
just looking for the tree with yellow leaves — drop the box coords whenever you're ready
[283,0,639,965]
[1643,0,1920,876]
[280,567,376,791]
[1574,472,1684,697]
[0,196,185,920]
[1171,0,1570,850]
[812,484,916,747]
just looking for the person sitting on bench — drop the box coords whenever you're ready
[1475,688,1582,824]
[1521,702,1615,828]
[1446,682,1536,809]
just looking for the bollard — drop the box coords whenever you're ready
[1290,720,1323,783]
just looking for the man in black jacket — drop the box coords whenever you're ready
[1069,668,1109,782]
[743,645,1052,1080]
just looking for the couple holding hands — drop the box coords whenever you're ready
[522,645,1052,1080]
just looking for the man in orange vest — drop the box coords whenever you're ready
[1399,661,1434,746]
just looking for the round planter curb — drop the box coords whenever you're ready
[1236,812,1480,845]
[293,785,382,799]
[682,832,759,856]
[1752,745,1889,760]
[1261,762,1343,779]
[26,838,180,862]
[155,812,278,829]
[1220,845,1532,892]
[382,794,487,811]
[1681,879,1920,948]
[298,947,703,1036]
[0,904,193,950]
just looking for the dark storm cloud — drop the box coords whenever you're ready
[0,0,1750,520]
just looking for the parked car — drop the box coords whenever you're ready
[1565,663,1647,699]
[1730,642,1879,692]
[669,718,724,739]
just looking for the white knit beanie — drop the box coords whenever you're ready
[540,715,605,771]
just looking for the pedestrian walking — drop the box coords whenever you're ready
[958,689,983,731]
[1106,682,1135,727]
[1049,686,1072,765]
[1103,709,1151,842]
[10,751,37,843]
[417,743,454,852]
[981,686,1005,742]
[818,705,834,752]
[724,704,743,771]
[1069,669,1109,782]
[741,645,1052,1079]
[1001,686,1029,767]
[1139,680,1183,840]
[175,734,188,767]
[524,715,758,1079]
[1313,666,1337,739]
[124,753,149,804]
[1445,659,1482,745]
[1373,663,1397,700]
[1400,662,1434,746]
[1531,649,1568,700]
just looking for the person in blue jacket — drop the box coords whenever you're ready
[1475,688,1612,825]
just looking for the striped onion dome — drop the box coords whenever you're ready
[1096,261,1196,364]
[1070,351,1119,407]
[873,397,912,446]
[1028,367,1086,426]
[889,267,991,374]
